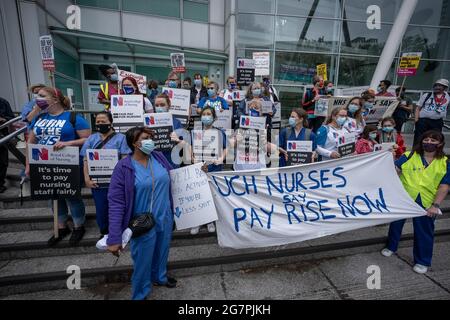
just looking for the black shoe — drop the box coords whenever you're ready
[69,226,85,246]
[154,276,177,288]
[0,185,6,193]
[47,227,71,247]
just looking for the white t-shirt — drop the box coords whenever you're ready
[316,125,351,160]
[344,117,365,137]
[144,97,154,113]
[418,92,450,120]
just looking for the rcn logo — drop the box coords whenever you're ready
[112,96,124,107]
[288,142,297,150]
[162,89,174,99]
[238,60,245,67]
[32,148,49,161]
[145,116,155,126]
[88,152,99,161]
[339,136,346,145]
[241,117,250,126]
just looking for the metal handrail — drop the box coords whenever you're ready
[0,116,22,130]
[0,126,27,147]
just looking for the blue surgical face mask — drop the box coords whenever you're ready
[207,89,216,97]
[348,104,359,114]
[155,106,168,113]
[139,139,156,155]
[168,81,177,88]
[382,126,394,133]
[194,79,202,87]
[252,89,262,97]
[369,132,378,140]
[110,74,118,82]
[229,83,236,90]
[289,117,297,127]
[201,115,214,126]
[364,102,374,110]
[250,108,260,117]
[336,116,347,127]
[123,86,135,95]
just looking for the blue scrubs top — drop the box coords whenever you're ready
[80,132,131,158]
[279,127,317,167]
[132,156,173,232]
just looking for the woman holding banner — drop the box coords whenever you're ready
[107,127,177,300]
[344,97,366,137]
[81,111,131,237]
[238,82,276,128]
[278,108,317,167]
[377,117,406,159]
[315,106,352,161]
[120,77,153,113]
[190,107,227,235]
[25,87,91,246]
[381,130,449,274]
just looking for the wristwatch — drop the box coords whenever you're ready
[432,203,440,209]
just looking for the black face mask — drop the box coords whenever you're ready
[96,124,112,134]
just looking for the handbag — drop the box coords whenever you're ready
[128,159,156,238]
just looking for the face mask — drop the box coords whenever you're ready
[377,86,383,93]
[229,83,236,90]
[110,74,118,82]
[288,117,297,127]
[348,104,359,114]
[336,116,347,127]
[201,115,214,126]
[382,127,394,133]
[252,89,262,97]
[369,132,378,140]
[364,102,374,110]
[168,81,177,88]
[96,124,111,134]
[326,88,333,94]
[423,143,439,153]
[194,79,202,87]
[123,86,135,95]
[264,80,270,86]
[35,98,49,110]
[155,106,168,113]
[207,89,216,97]
[250,109,260,117]
[139,139,156,155]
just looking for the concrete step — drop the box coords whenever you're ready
[0,217,449,296]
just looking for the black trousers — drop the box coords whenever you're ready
[413,118,444,146]
[393,115,407,133]
[0,144,8,187]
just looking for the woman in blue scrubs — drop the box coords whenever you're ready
[107,127,176,300]
[81,111,130,236]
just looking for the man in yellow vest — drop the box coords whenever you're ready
[97,64,119,111]
[381,130,449,274]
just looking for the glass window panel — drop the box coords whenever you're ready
[237,14,274,49]
[75,0,119,10]
[123,0,180,18]
[237,0,275,14]
[78,38,131,53]
[338,55,395,87]
[273,85,305,120]
[275,16,341,53]
[410,0,450,27]
[274,52,336,85]
[54,48,81,80]
[277,0,341,18]
[402,26,450,60]
[396,60,450,91]
[340,21,394,56]
[136,65,172,85]
[343,0,401,23]
[184,1,209,22]
[54,76,83,108]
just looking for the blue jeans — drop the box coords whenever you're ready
[56,197,86,227]
[130,219,173,300]
[91,188,109,234]
[387,215,436,266]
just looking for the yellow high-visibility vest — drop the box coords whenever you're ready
[399,151,447,208]
[100,83,110,110]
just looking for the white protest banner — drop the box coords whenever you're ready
[215,109,233,130]
[192,130,221,162]
[314,97,329,117]
[208,151,426,249]
[253,52,270,76]
[287,140,313,165]
[162,87,191,125]
[237,116,267,166]
[171,163,218,230]
[337,132,357,157]
[327,96,353,116]
[86,149,119,187]
[171,52,186,73]
[365,97,400,123]
[143,113,174,151]
[374,142,395,152]
[118,69,147,94]
[261,100,273,114]
[110,95,144,132]
[28,145,80,199]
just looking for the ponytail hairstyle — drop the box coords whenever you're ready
[40,87,71,110]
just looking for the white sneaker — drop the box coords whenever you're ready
[413,264,428,274]
[190,227,200,235]
[207,223,216,233]
[381,248,394,257]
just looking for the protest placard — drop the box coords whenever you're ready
[143,113,174,151]
[171,52,186,73]
[86,149,119,187]
[365,97,400,124]
[110,95,144,133]
[161,87,191,126]
[192,129,221,162]
[253,52,270,76]
[287,140,313,165]
[337,132,357,157]
[314,97,329,117]
[237,58,255,86]
[236,116,267,166]
[118,69,147,94]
